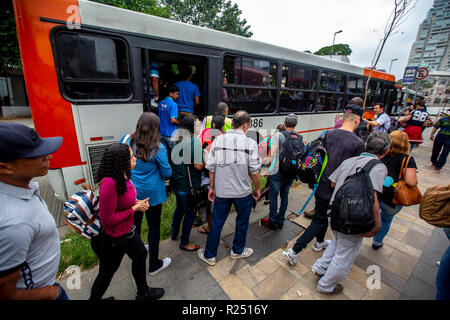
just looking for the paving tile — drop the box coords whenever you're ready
[408,222,433,237]
[348,265,370,288]
[411,261,439,287]
[252,266,297,300]
[297,247,323,268]
[383,250,418,280]
[235,264,267,289]
[286,279,322,300]
[401,229,431,251]
[383,236,422,259]
[393,216,414,228]
[361,282,401,300]
[207,256,248,283]
[360,243,394,267]
[255,256,281,276]
[292,215,312,229]
[270,248,309,279]
[219,274,258,300]
[297,271,350,300]
[341,277,368,300]
[280,294,293,300]
[413,218,435,231]
[403,276,436,300]
[397,212,417,223]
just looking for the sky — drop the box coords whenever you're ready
[231,0,435,81]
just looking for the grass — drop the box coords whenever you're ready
[58,177,265,275]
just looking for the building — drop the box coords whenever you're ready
[425,70,450,114]
[0,68,30,118]
[407,0,450,72]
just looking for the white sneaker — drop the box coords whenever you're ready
[436,261,441,267]
[283,248,298,266]
[144,244,149,251]
[230,248,253,259]
[312,240,332,252]
[149,257,171,276]
[197,249,216,266]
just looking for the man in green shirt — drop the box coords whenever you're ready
[430,112,450,173]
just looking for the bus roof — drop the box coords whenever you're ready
[79,0,392,80]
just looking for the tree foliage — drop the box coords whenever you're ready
[92,0,170,18]
[314,44,352,56]
[0,0,21,73]
[162,0,252,37]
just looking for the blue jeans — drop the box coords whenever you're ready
[204,194,253,259]
[54,282,70,300]
[373,201,403,246]
[171,190,196,247]
[269,172,294,225]
[436,245,450,300]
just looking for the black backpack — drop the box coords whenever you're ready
[278,130,305,179]
[297,130,328,189]
[329,159,381,234]
[387,117,399,134]
[355,120,370,142]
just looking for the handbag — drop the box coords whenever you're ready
[186,165,209,212]
[392,155,422,206]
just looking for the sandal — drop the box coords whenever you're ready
[198,225,209,234]
[180,244,200,252]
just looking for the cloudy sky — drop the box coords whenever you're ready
[231,0,435,81]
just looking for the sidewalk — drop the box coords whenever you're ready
[59,129,449,300]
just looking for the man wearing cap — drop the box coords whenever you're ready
[0,122,67,300]
[261,113,303,230]
[283,106,365,265]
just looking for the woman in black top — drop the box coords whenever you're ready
[372,131,419,250]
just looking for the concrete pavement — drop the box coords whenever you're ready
[59,129,449,300]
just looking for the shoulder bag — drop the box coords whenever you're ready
[393,155,422,206]
[186,165,209,212]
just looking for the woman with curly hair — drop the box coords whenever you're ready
[90,143,164,300]
[120,112,172,275]
[372,131,419,250]
[170,115,205,251]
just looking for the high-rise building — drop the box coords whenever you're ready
[407,0,450,72]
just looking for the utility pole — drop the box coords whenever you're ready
[330,30,343,60]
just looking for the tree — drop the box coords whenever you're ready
[314,44,352,56]
[92,0,170,18]
[363,0,418,107]
[0,0,21,73]
[162,0,252,37]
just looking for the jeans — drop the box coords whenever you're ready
[436,245,450,300]
[172,190,196,246]
[431,134,450,170]
[292,196,330,254]
[161,135,174,159]
[90,229,149,300]
[204,194,253,259]
[134,204,163,272]
[269,172,294,225]
[373,201,403,246]
[54,282,70,300]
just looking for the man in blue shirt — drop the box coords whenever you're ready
[175,65,200,121]
[158,85,179,154]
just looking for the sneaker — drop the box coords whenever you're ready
[149,257,171,276]
[435,168,441,173]
[197,249,216,266]
[144,244,149,251]
[312,240,331,252]
[261,218,278,230]
[372,243,383,250]
[436,261,441,267]
[136,287,164,300]
[282,248,298,266]
[431,163,436,167]
[318,283,344,295]
[230,247,253,259]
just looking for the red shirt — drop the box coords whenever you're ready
[99,177,136,237]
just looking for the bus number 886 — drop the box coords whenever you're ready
[249,119,264,128]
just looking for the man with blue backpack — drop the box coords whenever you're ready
[310,133,389,295]
[283,105,365,265]
[261,114,304,230]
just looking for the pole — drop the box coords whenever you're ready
[413,79,421,102]
[330,34,336,59]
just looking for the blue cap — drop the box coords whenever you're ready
[0,122,62,162]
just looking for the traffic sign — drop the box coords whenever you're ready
[416,67,429,80]
[403,66,418,84]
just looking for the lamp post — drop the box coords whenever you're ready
[330,30,343,60]
[389,58,398,74]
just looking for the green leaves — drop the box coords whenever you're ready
[314,44,352,56]
[0,1,21,72]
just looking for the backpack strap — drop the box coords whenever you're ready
[362,159,382,174]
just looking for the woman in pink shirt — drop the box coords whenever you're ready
[89,143,164,300]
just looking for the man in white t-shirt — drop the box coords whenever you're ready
[0,123,65,300]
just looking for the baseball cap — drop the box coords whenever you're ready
[284,113,298,127]
[344,105,364,118]
[0,122,62,162]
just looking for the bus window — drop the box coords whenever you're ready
[282,65,317,90]
[280,90,315,113]
[226,87,276,114]
[320,71,345,92]
[347,76,364,94]
[55,32,132,101]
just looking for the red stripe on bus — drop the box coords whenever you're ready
[297,127,334,134]
[74,178,86,185]
[90,137,103,141]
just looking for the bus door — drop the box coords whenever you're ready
[142,49,209,118]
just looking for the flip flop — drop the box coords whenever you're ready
[180,244,200,252]
[198,225,209,234]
